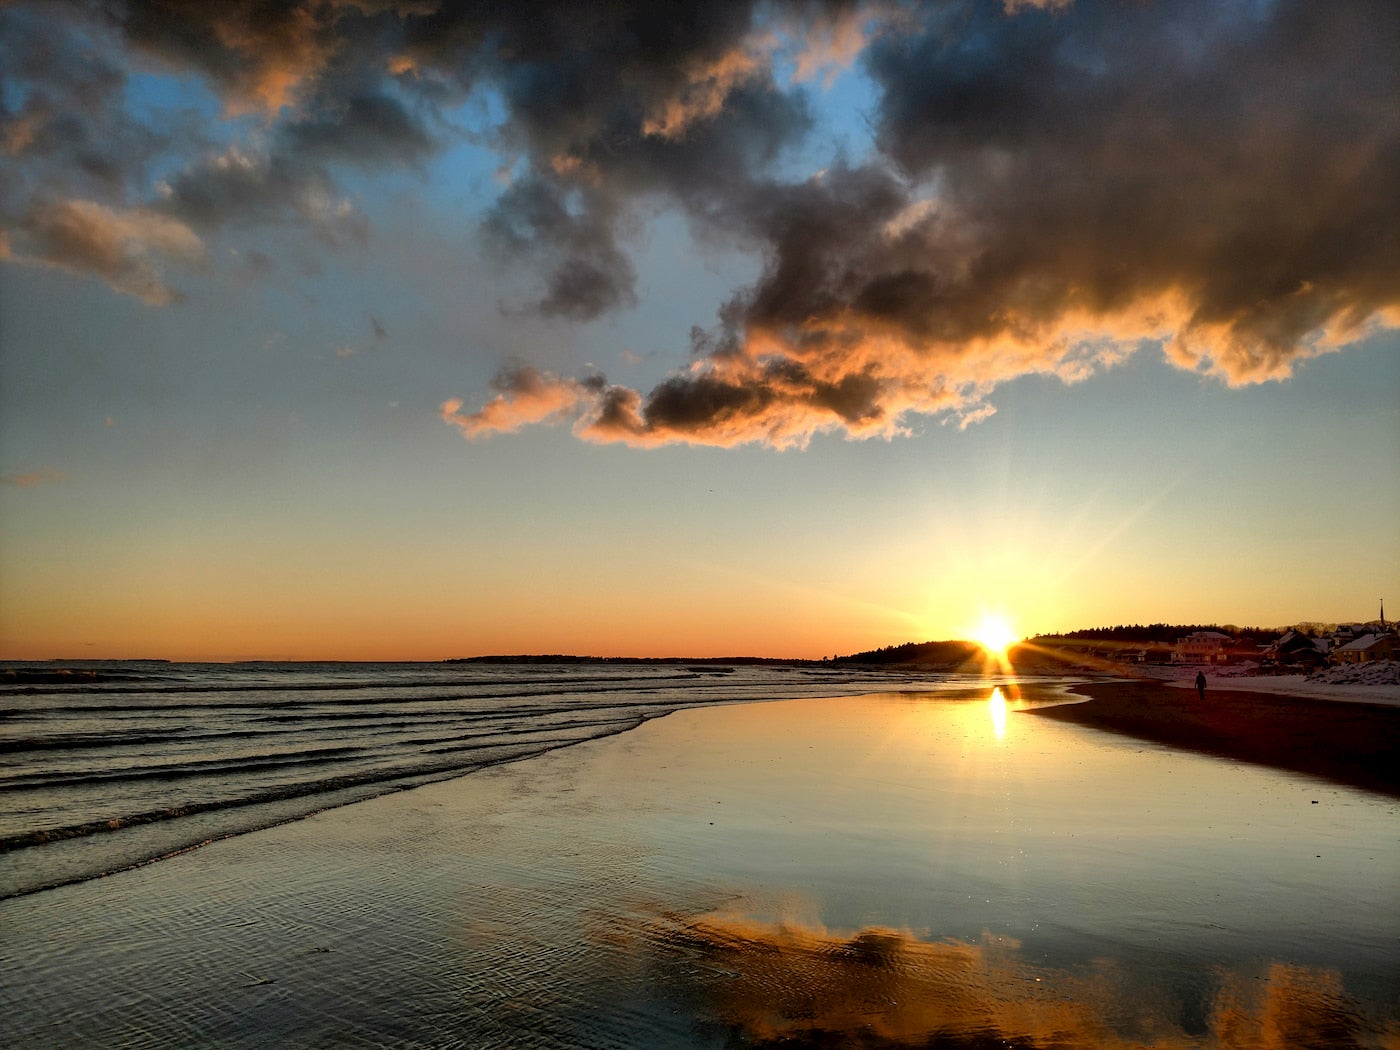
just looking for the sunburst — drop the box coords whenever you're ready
[972,612,1017,659]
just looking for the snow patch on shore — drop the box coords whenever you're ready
[1159,665,1400,705]
[1130,663,1259,682]
[1308,661,1400,688]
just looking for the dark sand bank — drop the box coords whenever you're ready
[1032,680,1400,798]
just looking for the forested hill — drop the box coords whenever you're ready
[1033,624,1275,644]
[838,623,1280,666]
[836,640,982,666]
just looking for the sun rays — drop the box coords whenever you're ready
[971,612,1017,659]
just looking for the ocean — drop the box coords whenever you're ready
[0,660,938,900]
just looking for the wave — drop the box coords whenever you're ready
[0,661,952,900]
[1,682,723,715]
[2,712,650,796]
[0,665,719,697]
[0,715,652,900]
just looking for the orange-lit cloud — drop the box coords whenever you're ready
[119,1,338,116]
[643,47,764,139]
[789,4,886,87]
[1,468,64,488]
[440,367,591,439]
[2,110,42,156]
[440,278,1298,449]
[4,199,204,305]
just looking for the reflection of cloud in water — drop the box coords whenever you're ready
[646,914,1396,1049]
[1213,964,1383,1050]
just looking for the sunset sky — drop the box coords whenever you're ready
[2,0,1397,661]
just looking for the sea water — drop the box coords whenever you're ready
[0,660,965,899]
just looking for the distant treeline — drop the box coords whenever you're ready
[450,618,1368,670]
[444,654,808,666]
[1033,623,1275,644]
[838,623,1289,666]
[836,640,981,666]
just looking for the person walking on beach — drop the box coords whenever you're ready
[1195,670,1207,701]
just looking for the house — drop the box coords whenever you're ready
[1332,633,1398,663]
[1174,631,1233,664]
[1331,624,1373,649]
[1228,640,1268,664]
[1265,630,1326,670]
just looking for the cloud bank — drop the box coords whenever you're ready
[3,0,1397,448]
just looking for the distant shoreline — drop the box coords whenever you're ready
[1030,680,1400,798]
[442,654,822,666]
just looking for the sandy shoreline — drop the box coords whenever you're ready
[1032,678,1400,798]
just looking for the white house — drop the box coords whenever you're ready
[1174,631,1232,664]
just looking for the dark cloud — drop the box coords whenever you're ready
[1,0,1395,446]
[243,249,274,277]
[0,0,441,292]
[110,0,339,116]
[483,177,638,320]
[861,0,1400,382]
[283,93,437,168]
[3,0,810,310]
[448,0,1400,447]
[0,6,173,209]
[158,147,369,248]
[450,1,813,319]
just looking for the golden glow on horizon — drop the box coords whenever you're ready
[0,459,1372,662]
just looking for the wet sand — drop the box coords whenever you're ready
[1033,680,1400,798]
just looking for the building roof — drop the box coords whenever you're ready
[1272,630,1320,652]
[1336,633,1393,653]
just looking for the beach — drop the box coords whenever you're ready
[1032,679,1400,798]
[3,679,1398,1048]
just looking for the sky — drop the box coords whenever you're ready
[1,0,1397,662]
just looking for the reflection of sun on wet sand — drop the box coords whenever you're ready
[649,914,1393,1049]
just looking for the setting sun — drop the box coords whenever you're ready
[972,613,1017,658]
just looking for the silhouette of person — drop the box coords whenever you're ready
[1195,670,1207,701]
